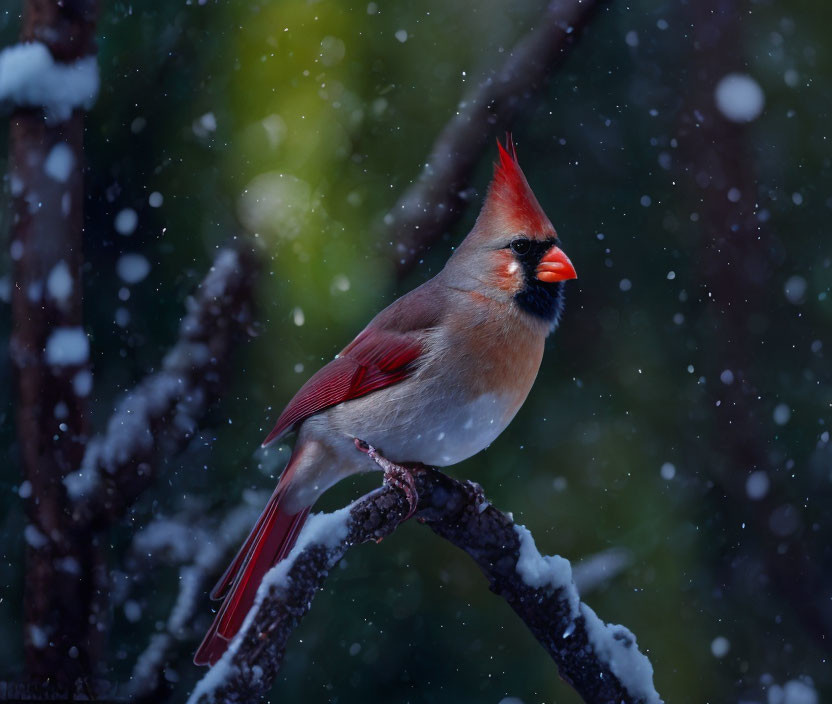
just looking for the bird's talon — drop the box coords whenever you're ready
[383,466,419,520]
[353,440,419,519]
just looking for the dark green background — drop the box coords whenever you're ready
[1,0,830,701]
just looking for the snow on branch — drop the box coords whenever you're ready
[386,0,601,277]
[125,495,267,701]
[0,42,99,122]
[188,467,662,704]
[67,244,259,528]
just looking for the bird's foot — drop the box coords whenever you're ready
[354,438,419,520]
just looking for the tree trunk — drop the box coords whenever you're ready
[9,0,101,683]
[678,0,832,644]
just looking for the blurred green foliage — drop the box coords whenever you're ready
[1,0,831,702]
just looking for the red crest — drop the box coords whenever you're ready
[483,134,553,237]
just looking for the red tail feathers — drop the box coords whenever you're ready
[194,481,310,666]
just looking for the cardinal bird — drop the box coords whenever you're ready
[194,136,577,666]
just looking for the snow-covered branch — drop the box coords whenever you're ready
[188,468,661,704]
[387,0,602,277]
[68,244,259,528]
[125,495,267,701]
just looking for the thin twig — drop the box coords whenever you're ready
[387,0,602,278]
[188,468,661,704]
[68,243,260,529]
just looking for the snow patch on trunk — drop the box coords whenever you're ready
[43,143,76,183]
[45,327,89,366]
[0,42,99,122]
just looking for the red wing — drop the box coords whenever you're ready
[261,327,423,447]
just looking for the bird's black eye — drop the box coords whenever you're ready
[510,237,531,255]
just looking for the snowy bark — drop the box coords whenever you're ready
[387,0,602,277]
[9,0,100,680]
[189,468,661,704]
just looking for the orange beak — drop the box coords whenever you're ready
[536,246,577,283]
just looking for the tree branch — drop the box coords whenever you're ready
[188,468,661,704]
[124,495,268,702]
[68,243,260,529]
[386,0,602,278]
